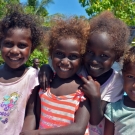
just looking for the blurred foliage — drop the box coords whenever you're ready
[23,0,54,17]
[79,0,135,25]
[26,49,48,67]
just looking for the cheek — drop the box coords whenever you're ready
[124,79,133,89]
[23,48,31,57]
[73,60,81,69]
[52,57,60,66]
[104,59,114,67]
[1,48,8,56]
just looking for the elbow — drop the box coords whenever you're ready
[90,117,103,126]
[74,126,87,135]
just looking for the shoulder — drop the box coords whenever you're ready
[105,99,123,122]
[24,67,39,88]
[101,70,123,102]
[106,99,123,110]
[26,67,39,76]
[108,70,123,84]
[0,64,4,71]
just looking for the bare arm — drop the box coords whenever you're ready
[22,85,40,131]
[20,98,90,135]
[89,98,108,125]
[80,76,108,125]
[104,118,114,135]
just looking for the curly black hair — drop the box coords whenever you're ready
[89,11,130,61]
[0,4,43,51]
[46,17,90,56]
[123,46,135,71]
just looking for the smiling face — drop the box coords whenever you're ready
[84,32,116,77]
[0,28,32,69]
[51,38,82,79]
[123,63,135,101]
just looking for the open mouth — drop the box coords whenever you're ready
[131,90,135,94]
[8,57,22,61]
[60,67,70,72]
[90,65,100,70]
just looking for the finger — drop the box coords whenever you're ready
[87,76,93,81]
[80,76,89,84]
[95,81,100,87]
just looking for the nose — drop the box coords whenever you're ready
[10,46,19,54]
[92,56,100,64]
[61,57,70,66]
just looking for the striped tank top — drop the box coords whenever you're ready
[39,88,89,135]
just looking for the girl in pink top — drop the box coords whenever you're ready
[21,17,91,135]
[0,5,43,135]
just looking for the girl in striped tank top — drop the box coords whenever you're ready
[21,17,91,135]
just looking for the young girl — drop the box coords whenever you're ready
[38,11,130,135]
[21,17,91,135]
[80,11,130,135]
[0,5,43,135]
[104,46,135,135]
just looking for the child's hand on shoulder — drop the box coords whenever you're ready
[20,130,39,135]
[80,76,100,101]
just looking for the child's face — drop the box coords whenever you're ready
[84,32,116,77]
[123,63,135,101]
[0,28,32,69]
[51,38,81,79]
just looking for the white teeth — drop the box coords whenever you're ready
[132,91,135,94]
[90,65,100,70]
[60,67,69,71]
[10,58,20,61]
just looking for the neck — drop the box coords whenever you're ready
[4,63,26,72]
[33,66,38,70]
[124,96,135,108]
[54,74,77,82]
[92,68,113,85]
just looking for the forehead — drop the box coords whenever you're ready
[87,32,113,50]
[124,63,135,73]
[5,28,31,38]
[55,38,81,52]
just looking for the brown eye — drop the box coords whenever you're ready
[18,43,27,49]
[101,54,108,58]
[69,54,79,60]
[3,42,13,48]
[126,75,135,80]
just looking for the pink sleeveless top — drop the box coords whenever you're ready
[39,88,89,135]
[0,67,39,135]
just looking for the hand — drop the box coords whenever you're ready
[20,130,38,135]
[38,64,54,91]
[80,76,100,101]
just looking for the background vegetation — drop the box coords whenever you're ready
[0,0,134,66]
[79,0,135,25]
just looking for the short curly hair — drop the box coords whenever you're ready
[47,17,90,56]
[123,46,135,71]
[89,11,130,61]
[0,4,43,51]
